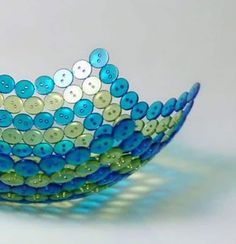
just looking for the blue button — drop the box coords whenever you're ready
[13,113,33,131]
[40,155,65,174]
[120,131,144,152]
[132,137,153,156]
[15,159,39,177]
[89,48,109,68]
[97,172,122,186]
[94,124,113,137]
[120,91,139,110]
[84,113,103,130]
[38,183,61,195]
[0,110,13,127]
[35,75,54,95]
[33,143,53,157]
[99,64,119,84]
[161,98,177,117]
[12,185,36,196]
[110,78,129,97]
[65,147,90,165]
[54,107,74,125]
[0,182,10,193]
[0,154,14,172]
[73,99,94,118]
[141,142,160,160]
[34,112,54,129]
[146,101,163,120]
[0,141,11,155]
[175,92,188,111]
[131,101,149,120]
[183,100,194,118]
[12,143,32,157]
[113,119,135,141]
[15,80,35,98]
[63,177,85,191]
[153,132,165,143]
[0,75,15,93]
[86,167,110,183]
[90,135,114,154]
[54,140,74,155]
[187,82,200,102]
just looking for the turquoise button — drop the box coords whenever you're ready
[99,64,119,84]
[34,112,54,130]
[94,124,113,137]
[35,76,54,95]
[90,135,114,154]
[15,80,35,98]
[73,99,94,118]
[84,113,103,130]
[0,154,14,172]
[89,48,109,68]
[161,98,177,117]
[110,78,129,97]
[131,101,149,120]
[0,75,15,93]
[33,143,53,157]
[15,159,39,177]
[65,147,90,165]
[146,101,163,120]
[175,92,188,111]
[54,140,74,155]
[12,143,32,157]
[40,155,65,174]
[120,91,139,110]
[54,107,74,125]
[0,110,13,127]
[13,114,33,131]
[187,82,200,102]
[0,141,11,155]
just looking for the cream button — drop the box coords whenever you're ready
[63,85,83,104]
[72,60,92,80]
[82,76,101,95]
[54,68,73,88]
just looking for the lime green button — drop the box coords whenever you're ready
[110,155,132,171]
[64,122,84,139]
[23,129,43,145]
[74,133,93,147]
[24,96,44,114]
[114,114,130,125]
[50,191,72,201]
[0,94,4,107]
[0,193,23,201]
[2,128,22,144]
[93,90,112,109]
[0,172,24,186]
[103,103,121,122]
[142,120,158,136]
[119,158,141,174]
[74,183,96,194]
[76,159,100,177]
[99,147,123,166]
[135,120,145,131]
[51,168,76,183]
[169,111,183,128]
[44,92,64,111]
[156,117,171,133]
[25,194,48,202]
[4,95,23,113]
[25,173,50,188]
[44,127,64,144]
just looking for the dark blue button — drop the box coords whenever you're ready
[99,64,119,84]
[73,99,94,118]
[65,147,90,165]
[63,177,86,191]
[0,75,15,93]
[141,142,160,160]
[161,98,177,117]
[40,155,65,174]
[54,107,74,125]
[84,113,103,130]
[0,110,13,127]
[153,132,165,143]
[94,124,113,137]
[131,101,149,120]
[110,78,129,97]
[13,113,33,131]
[146,101,163,120]
[37,183,61,195]
[15,80,35,98]
[33,143,53,157]
[120,91,139,110]
[0,141,11,155]
[86,167,110,183]
[187,82,200,102]
[12,185,36,196]
[0,154,14,172]
[120,131,144,152]
[35,75,54,95]
[54,140,74,155]
[113,119,135,141]
[132,137,153,156]
[97,172,121,186]
[0,182,10,193]
[34,112,54,129]
[12,143,32,157]
[15,159,39,177]
[90,135,114,154]
[175,92,188,111]
[89,48,109,68]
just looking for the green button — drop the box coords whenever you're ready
[44,92,64,111]
[23,129,43,145]
[25,194,48,202]
[103,103,122,122]
[119,158,141,174]
[0,193,23,201]
[156,117,171,133]
[76,159,100,177]
[44,127,64,144]
[25,173,50,188]
[50,191,72,201]
[99,147,123,166]
[110,155,132,171]
[135,120,145,131]
[142,120,158,136]
[4,95,23,114]
[93,90,112,109]
[74,133,93,147]
[0,172,24,186]
[2,128,22,144]
[169,111,183,128]
[74,183,96,194]
[114,114,130,125]
[64,122,84,139]
[0,94,4,107]
[24,96,44,115]
[25,156,41,163]
[51,168,76,183]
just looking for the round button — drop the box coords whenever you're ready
[12,143,32,157]
[40,155,66,174]
[156,117,171,133]
[15,80,35,99]
[90,135,114,154]
[34,112,54,130]
[13,114,33,131]
[15,159,39,177]
[99,147,123,166]
[110,155,133,171]
[63,177,86,191]
[0,75,15,93]
[35,75,54,95]
[0,172,24,186]
[64,121,84,139]
[93,90,112,109]
[113,118,135,141]
[0,110,13,127]
[135,120,145,131]
[99,64,119,84]
[82,77,102,95]
[2,128,22,144]
[132,137,153,156]
[74,133,93,147]
[63,85,83,104]
[72,60,92,79]
[103,103,122,122]
[0,154,14,172]
[54,68,73,88]
[33,143,53,158]
[84,113,103,130]
[51,168,76,184]
[146,101,163,120]
[75,159,100,177]
[54,140,74,155]
[23,129,43,146]
[0,141,11,155]
[54,107,74,125]
[25,194,48,202]
[110,78,129,97]
[38,183,61,196]
[187,82,200,102]
[65,147,90,166]
[94,124,113,137]
[12,185,36,196]
[120,131,144,152]
[86,167,110,183]
[131,101,149,120]
[4,95,23,114]
[73,99,93,118]
[142,120,158,136]
[175,92,188,111]
[120,91,139,110]
[44,127,64,144]
[24,97,44,115]
[89,48,109,68]
[44,92,64,111]
[25,173,50,188]
[161,98,177,117]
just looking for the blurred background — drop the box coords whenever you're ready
[0,0,235,243]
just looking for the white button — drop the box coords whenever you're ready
[72,60,92,79]
[54,68,73,88]
[63,85,83,103]
[82,76,102,95]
